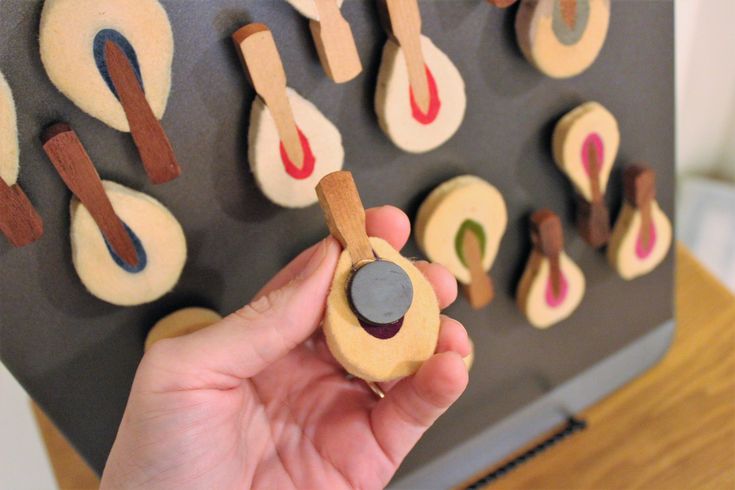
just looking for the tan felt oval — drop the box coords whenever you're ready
[249,88,344,208]
[607,202,672,280]
[71,181,186,306]
[39,0,173,132]
[552,101,618,202]
[145,307,222,351]
[375,35,466,153]
[324,237,440,382]
[516,0,610,78]
[517,251,585,329]
[0,72,19,185]
[416,175,507,284]
[287,0,345,20]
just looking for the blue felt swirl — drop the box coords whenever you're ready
[93,29,145,98]
[104,222,148,273]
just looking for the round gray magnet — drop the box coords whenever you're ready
[348,259,414,325]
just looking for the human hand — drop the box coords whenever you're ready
[101,206,471,489]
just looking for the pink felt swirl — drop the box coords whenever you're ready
[279,128,316,180]
[635,221,657,259]
[545,269,569,308]
[581,132,604,176]
[409,65,441,125]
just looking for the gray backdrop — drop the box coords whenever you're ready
[0,0,673,478]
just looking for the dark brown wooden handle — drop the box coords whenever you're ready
[104,41,180,185]
[0,179,43,247]
[42,123,138,266]
[531,209,564,298]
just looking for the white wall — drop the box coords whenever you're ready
[676,0,735,181]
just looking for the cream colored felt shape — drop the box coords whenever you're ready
[517,252,585,329]
[415,175,507,284]
[375,35,466,154]
[39,0,174,132]
[516,0,610,78]
[249,88,344,208]
[607,202,671,280]
[145,307,222,351]
[0,72,19,185]
[70,181,186,306]
[552,102,618,202]
[324,237,440,382]
[286,0,344,20]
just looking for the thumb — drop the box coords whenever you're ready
[140,238,340,392]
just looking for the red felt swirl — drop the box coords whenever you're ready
[409,65,441,125]
[279,128,316,180]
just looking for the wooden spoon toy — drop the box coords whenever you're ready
[316,171,440,382]
[415,176,507,309]
[516,0,611,78]
[0,72,43,247]
[39,0,180,184]
[608,165,672,280]
[375,0,466,153]
[286,0,362,83]
[517,210,585,328]
[145,307,222,351]
[553,101,619,247]
[233,23,344,208]
[42,123,186,306]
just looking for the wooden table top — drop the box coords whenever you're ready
[35,245,735,489]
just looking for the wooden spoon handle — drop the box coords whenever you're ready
[316,171,374,266]
[531,209,563,297]
[42,123,138,267]
[462,229,494,309]
[233,24,304,168]
[624,165,656,250]
[0,179,43,247]
[310,0,362,83]
[104,41,180,185]
[383,0,430,113]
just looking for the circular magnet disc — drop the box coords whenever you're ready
[348,260,414,325]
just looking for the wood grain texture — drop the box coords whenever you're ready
[42,123,138,267]
[316,171,374,265]
[0,178,43,247]
[104,41,180,185]
[233,24,304,168]
[471,245,735,489]
[309,0,362,83]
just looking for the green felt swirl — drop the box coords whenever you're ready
[454,220,486,268]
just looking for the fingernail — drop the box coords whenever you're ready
[299,239,329,279]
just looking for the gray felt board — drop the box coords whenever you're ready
[0,0,674,481]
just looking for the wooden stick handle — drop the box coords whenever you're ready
[624,165,656,251]
[42,123,138,267]
[531,209,563,298]
[104,41,180,184]
[461,229,494,309]
[310,0,362,83]
[316,171,374,266]
[0,179,43,247]
[232,24,304,168]
[382,0,430,113]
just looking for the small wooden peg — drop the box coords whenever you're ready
[382,0,430,114]
[531,209,563,298]
[0,178,43,247]
[461,228,494,309]
[233,24,304,168]
[316,171,374,266]
[104,41,180,184]
[577,139,610,247]
[310,0,362,83]
[42,123,138,267]
[624,165,656,252]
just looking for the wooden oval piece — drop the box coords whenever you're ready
[249,88,344,207]
[517,210,585,328]
[287,0,344,20]
[375,35,466,153]
[145,307,222,351]
[39,0,174,132]
[0,72,19,186]
[324,237,440,382]
[608,166,671,280]
[416,176,507,285]
[516,0,610,78]
[70,181,186,306]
